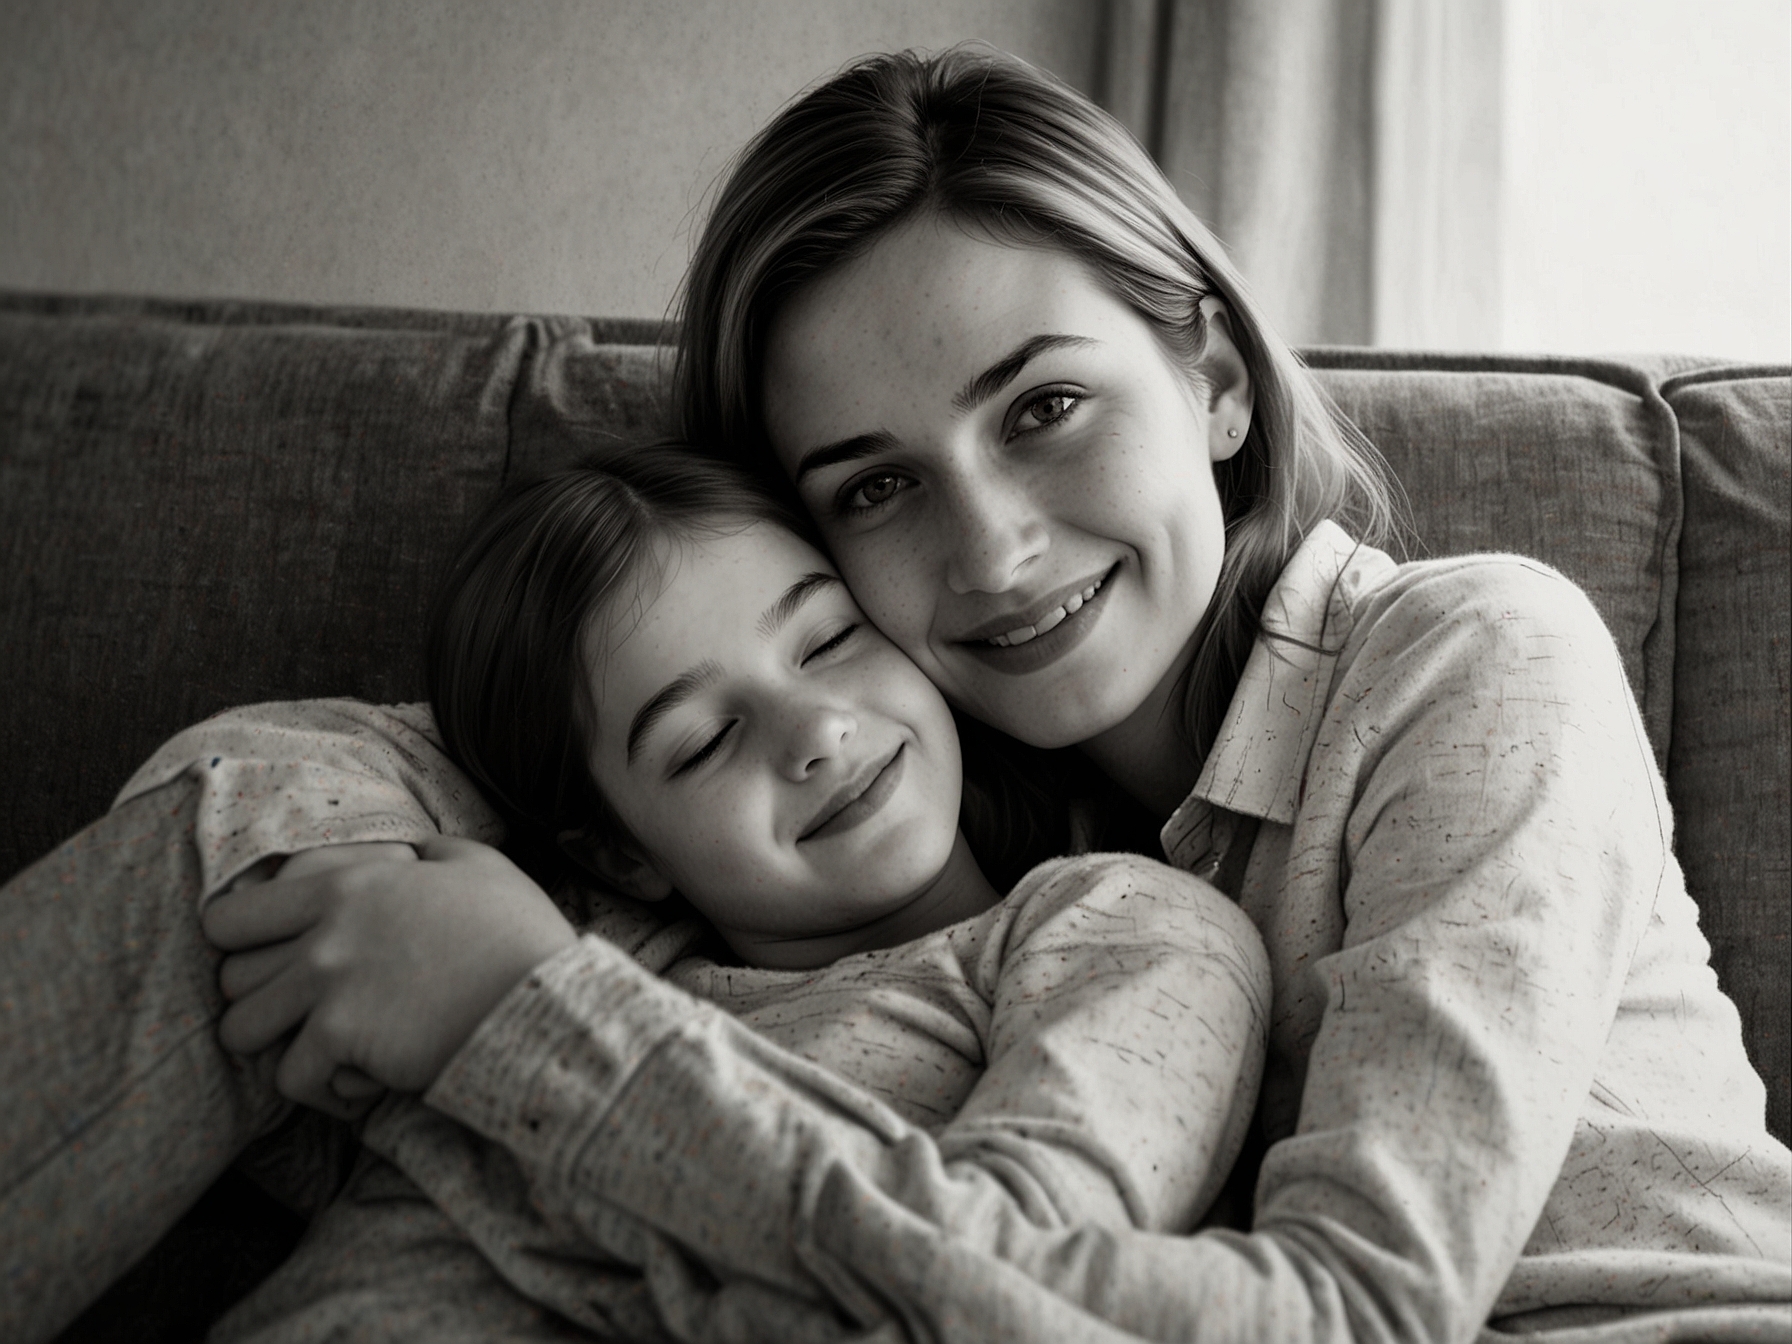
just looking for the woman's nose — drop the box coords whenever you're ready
[779,703,857,781]
[941,472,1050,595]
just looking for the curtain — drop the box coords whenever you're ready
[1094,0,1503,350]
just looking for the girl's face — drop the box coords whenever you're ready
[760,216,1250,753]
[583,521,964,956]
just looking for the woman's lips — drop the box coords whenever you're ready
[985,574,1106,647]
[955,563,1118,676]
[798,744,906,843]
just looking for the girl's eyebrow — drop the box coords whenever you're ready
[792,334,1098,481]
[757,571,839,638]
[625,572,840,764]
[627,660,722,765]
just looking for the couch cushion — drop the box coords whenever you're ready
[0,296,675,886]
[1665,366,1791,1141]
[0,299,524,882]
[1307,353,1689,764]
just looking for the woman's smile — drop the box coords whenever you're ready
[955,562,1117,674]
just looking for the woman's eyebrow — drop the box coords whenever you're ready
[627,660,722,764]
[952,333,1098,412]
[794,429,901,482]
[792,334,1098,481]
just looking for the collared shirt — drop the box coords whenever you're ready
[1156,523,1791,1336]
[125,527,1791,1341]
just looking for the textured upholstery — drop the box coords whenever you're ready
[2,294,1786,1159]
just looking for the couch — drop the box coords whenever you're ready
[2,289,1786,1338]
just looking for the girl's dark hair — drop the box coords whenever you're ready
[675,45,1400,766]
[425,442,807,871]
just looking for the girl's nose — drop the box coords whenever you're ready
[941,471,1050,595]
[780,703,857,781]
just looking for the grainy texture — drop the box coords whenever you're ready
[1,293,1786,1337]
[417,527,1789,1341]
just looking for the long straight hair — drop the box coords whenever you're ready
[675,46,1400,765]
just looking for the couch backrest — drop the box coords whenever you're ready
[1,292,1785,1141]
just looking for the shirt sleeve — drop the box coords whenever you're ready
[422,854,1273,1342]
[1231,558,1675,1340]
[112,697,503,901]
[427,560,1742,1344]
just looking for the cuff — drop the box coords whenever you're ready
[424,933,710,1168]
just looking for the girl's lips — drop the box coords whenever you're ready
[955,563,1118,677]
[798,745,906,842]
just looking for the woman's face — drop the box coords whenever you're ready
[761,216,1250,751]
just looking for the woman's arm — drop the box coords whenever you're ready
[116,697,504,900]
[420,562,1789,1342]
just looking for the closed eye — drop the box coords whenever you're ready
[672,721,734,777]
[803,624,860,664]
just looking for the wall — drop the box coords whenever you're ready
[1500,0,1791,363]
[6,1,1787,360]
[0,0,1099,319]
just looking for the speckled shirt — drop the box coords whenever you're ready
[120,524,1792,1342]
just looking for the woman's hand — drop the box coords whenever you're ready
[202,836,577,1119]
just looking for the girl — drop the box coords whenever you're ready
[179,445,1272,1344]
[220,44,1789,1343]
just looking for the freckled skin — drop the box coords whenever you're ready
[761,217,1253,815]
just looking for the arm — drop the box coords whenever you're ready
[399,853,1269,1337]
[934,852,1268,1234]
[424,562,1688,1342]
[116,697,504,901]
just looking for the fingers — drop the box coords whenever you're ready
[276,1020,354,1119]
[218,963,316,1056]
[330,1067,385,1102]
[279,841,418,882]
[218,941,298,1000]
[415,834,502,865]
[205,842,424,949]
[203,878,325,950]
[222,855,284,893]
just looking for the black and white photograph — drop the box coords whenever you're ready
[2,3,1788,1341]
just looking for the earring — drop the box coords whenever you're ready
[1226,428,1240,438]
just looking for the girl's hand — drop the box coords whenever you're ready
[202,836,577,1119]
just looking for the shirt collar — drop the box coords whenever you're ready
[1160,522,1387,870]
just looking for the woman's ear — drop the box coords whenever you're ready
[556,827,675,902]
[1196,294,1254,463]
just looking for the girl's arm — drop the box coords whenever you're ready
[417,561,1786,1342]
[209,847,1273,1339]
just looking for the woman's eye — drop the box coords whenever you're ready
[839,471,911,514]
[673,722,733,776]
[1013,390,1081,435]
[802,624,859,665]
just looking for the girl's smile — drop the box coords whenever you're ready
[762,214,1252,799]
[583,520,989,966]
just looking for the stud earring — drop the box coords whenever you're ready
[1226,428,1240,438]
